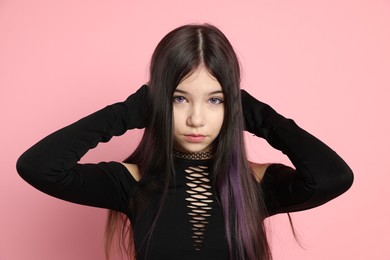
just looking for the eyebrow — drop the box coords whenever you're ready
[174,89,224,95]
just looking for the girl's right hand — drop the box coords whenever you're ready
[117,84,150,130]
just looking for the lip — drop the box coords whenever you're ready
[184,134,206,143]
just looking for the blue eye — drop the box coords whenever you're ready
[209,97,223,104]
[173,96,186,103]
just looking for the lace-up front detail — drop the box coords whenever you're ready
[185,165,213,251]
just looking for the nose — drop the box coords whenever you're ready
[186,104,205,127]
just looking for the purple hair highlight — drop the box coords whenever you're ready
[219,137,259,259]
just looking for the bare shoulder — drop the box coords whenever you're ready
[120,162,141,182]
[249,161,272,183]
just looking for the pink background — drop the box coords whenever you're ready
[1,1,389,259]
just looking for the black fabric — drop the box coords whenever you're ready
[16,86,353,259]
[241,89,354,214]
[129,158,229,260]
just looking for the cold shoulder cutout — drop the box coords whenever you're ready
[120,163,141,182]
[249,162,272,182]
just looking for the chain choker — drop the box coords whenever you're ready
[173,149,214,160]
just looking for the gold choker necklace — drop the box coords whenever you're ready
[173,149,214,160]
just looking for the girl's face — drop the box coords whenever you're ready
[173,67,224,153]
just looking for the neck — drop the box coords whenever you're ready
[173,148,214,160]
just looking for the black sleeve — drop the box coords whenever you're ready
[241,90,354,216]
[16,85,149,213]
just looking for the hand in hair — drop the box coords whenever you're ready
[115,84,150,130]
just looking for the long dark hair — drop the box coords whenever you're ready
[105,24,271,260]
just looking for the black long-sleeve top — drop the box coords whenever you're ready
[16,87,353,259]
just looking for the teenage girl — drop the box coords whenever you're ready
[17,24,353,260]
